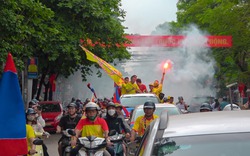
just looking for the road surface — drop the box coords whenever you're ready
[44,133,61,156]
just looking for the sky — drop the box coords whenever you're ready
[121,0,179,34]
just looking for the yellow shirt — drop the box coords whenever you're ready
[126,82,140,94]
[121,83,128,95]
[26,124,35,151]
[132,114,158,136]
[152,84,162,97]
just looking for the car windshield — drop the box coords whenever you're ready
[121,96,159,107]
[132,106,180,121]
[41,103,61,112]
[152,133,250,156]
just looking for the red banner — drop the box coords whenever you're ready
[124,35,232,48]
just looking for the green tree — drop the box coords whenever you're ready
[0,0,130,100]
[176,0,250,87]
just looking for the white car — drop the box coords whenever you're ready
[136,110,250,156]
[120,93,160,115]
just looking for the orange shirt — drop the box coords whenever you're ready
[76,117,108,138]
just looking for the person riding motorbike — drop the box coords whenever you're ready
[25,108,38,156]
[57,103,82,156]
[104,102,131,156]
[70,102,111,156]
[130,101,158,142]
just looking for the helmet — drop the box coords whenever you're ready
[85,102,100,111]
[26,108,36,115]
[67,103,77,108]
[107,102,116,109]
[32,98,39,104]
[115,103,123,108]
[222,96,227,101]
[223,104,241,111]
[200,103,212,112]
[178,96,183,101]
[143,101,155,109]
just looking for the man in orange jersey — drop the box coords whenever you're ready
[70,102,111,156]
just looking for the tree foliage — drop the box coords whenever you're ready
[0,0,130,79]
[175,0,250,85]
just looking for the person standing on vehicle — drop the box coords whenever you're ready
[57,103,81,156]
[70,102,111,156]
[130,101,158,142]
[121,77,129,95]
[126,75,141,94]
[148,83,154,93]
[152,71,165,97]
[136,78,148,93]
[176,96,188,111]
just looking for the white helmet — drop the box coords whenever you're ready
[223,104,241,111]
[85,102,100,111]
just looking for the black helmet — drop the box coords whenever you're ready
[143,101,155,109]
[107,102,116,109]
[26,108,36,115]
[85,102,100,111]
[200,103,212,112]
[67,103,77,108]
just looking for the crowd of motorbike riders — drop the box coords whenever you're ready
[25,73,250,156]
[25,94,250,156]
[25,97,153,156]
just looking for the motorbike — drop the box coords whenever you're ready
[68,129,107,156]
[33,139,44,156]
[108,130,125,156]
[61,129,73,156]
[33,125,50,156]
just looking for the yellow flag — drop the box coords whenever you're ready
[80,46,124,87]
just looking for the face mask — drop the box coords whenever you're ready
[88,115,97,121]
[108,109,116,116]
[27,115,35,121]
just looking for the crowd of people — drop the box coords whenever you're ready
[24,74,250,156]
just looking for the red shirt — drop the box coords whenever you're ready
[76,117,109,137]
[139,84,148,93]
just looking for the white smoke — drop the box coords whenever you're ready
[54,1,216,105]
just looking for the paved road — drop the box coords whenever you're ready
[44,133,61,156]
